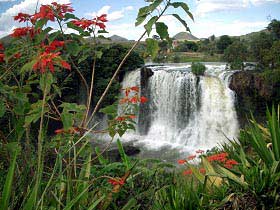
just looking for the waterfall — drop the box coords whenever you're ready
[121,63,239,153]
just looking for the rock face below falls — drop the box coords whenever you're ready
[229,71,280,126]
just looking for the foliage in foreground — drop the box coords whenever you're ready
[191,62,206,76]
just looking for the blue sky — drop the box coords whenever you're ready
[0,0,280,39]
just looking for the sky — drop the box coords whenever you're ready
[0,0,280,40]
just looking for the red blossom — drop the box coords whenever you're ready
[207,152,228,163]
[33,52,70,73]
[119,97,129,104]
[14,13,31,22]
[130,96,138,104]
[130,86,139,92]
[183,169,192,175]
[32,5,55,22]
[14,53,21,59]
[44,40,65,52]
[116,116,126,121]
[128,115,136,119]
[55,127,79,134]
[71,19,95,29]
[140,96,148,103]
[11,27,40,38]
[97,14,108,22]
[96,22,106,29]
[187,155,196,160]
[0,43,4,50]
[177,159,187,164]
[196,149,204,154]
[199,168,206,174]
[108,178,125,186]
[51,2,74,18]
[224,159,238,169]
[0,53,4,62]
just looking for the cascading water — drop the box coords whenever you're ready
[121,63,239,155]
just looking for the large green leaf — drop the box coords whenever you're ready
[267,106,280,161]
[169,2,194,21]
[145,38,159,59]
[144,16,158,36]
[155,22,169,39]
[172,14,191,32]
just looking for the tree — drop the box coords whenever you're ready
[261,40,280,68]
[210,35,215,42]
[224,41,248,69]
[216,35,232,53]
[267,19,280,40]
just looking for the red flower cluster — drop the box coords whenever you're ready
[115,115,136,122]
[32,52,71,73]
[187,155,196,160]
[199,168,206,174]
[183,169,192,175]
[14,13,31,22]
[0,43,4,63]
[108,178,125,186]
[11,27,40,38]
[207,152,238,169]
[55,127,79,135]
[43,40,65,53]
[51,2,74,18]
[177,159,187,165]
[71,14,107,30]
[207,152,228,163]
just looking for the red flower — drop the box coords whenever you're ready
[187,155,196,160]
[128,115,136,119]
[177,159,187,164]
[96,22,106,29]
[108,178,125,186]
[51,2,74,18]
[71,19,95,29]
[0,53,4,62]
[130,86,139,92]
[124,88,130,96]
[140,96,148,103]
[207,152,228,163]
[116,116,126,121]
[119,97,129,104]
[0,43,4,50]
[199,168,206,174]
[14,53,21,59]
[97,14,108,22]
[11,27,40,38]
[32,5,55,22]
[14,13,31,22]
[224,159,238,169]
[55,128,64,134]
[183,169,192,175]
[130,96,138,104]
[44,40,65,53]
[33,52,70,73]
[196,149,204,154]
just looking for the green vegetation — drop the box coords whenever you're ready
[191,62,206,76]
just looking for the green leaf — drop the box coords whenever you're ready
[39,72,54,95]
[144,16,158,36]
[88,195,105,210]
[61,112,73,130]
[155,22,169,39]
[121,198,138,210]
[0,143,20,210]
[169,2,194,21]
[66,41,80,56]
[172,14,191,32]
[95,147,108,165]
[20,60,37,74]
[64,13,78,21]
[35,18,48,29]
[100,103,118,117]
[135,15,147,26]
[117,139,131,170]
[145,38,159,59]
[0,100,6,117]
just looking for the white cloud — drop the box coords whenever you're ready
[87,5,134,21]
[195,0,280,16]
[0,0,71,37]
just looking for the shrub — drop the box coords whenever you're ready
[191,62,206,75]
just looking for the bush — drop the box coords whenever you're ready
[191,62,206,75]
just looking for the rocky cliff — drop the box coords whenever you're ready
[229,71,280,126]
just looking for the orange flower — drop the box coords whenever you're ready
[140,96,148,103]
[196,149,204,154]
[108,178,125,186]
[130,86,139,92]
[187,155,196,160]
[199,168,206,174]
[183,169,192,175]
[130,96,138,104]
[116,116,126,121]
[119,97,129,104]
[128,115,136,119]
[177,159,187,164]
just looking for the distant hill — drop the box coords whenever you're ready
[109,35,128,42]
[0,35,12,46]
[238,29,269,41]
[173,32,200,41]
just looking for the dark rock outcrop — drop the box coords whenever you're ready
[138,67,154,135]
[229,71,280,126]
